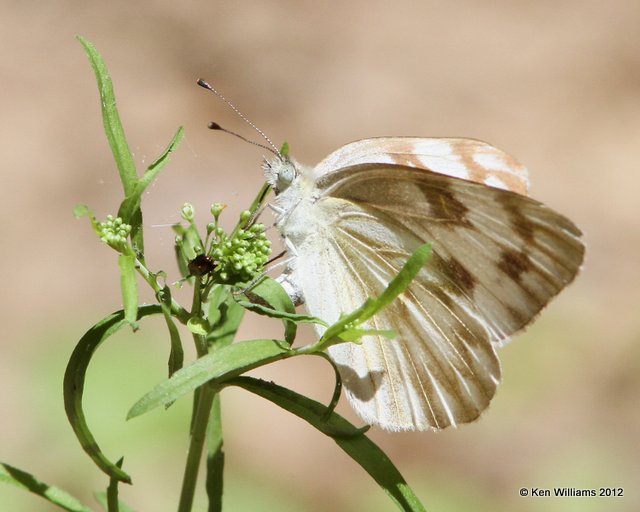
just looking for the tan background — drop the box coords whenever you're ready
[1,1,639,511]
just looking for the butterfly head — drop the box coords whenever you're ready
[263,156,298,195]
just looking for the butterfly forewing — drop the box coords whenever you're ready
[313,137,530,195]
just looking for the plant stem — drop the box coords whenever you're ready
[177,385,216,512]
[134,256,190,323]
[206,393,224,512]
[177,276,213,512]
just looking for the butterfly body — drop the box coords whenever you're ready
[263,137,584,431]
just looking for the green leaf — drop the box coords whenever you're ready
[73,204,102,237]
[317,243,431,350]
[240,277,320,344]
[127,338,293,419]
[206,288,245,348]
[0,462,92,512]
[118,254,138,329]
[78,36,144,254]
[79,39,183,257]
[229,182,271,239]
[77,36,137,196]
[187,316,210,336]
[249,182,273,214]
[174,223,204,278]
[157,285,184,377]
[63,305,163,483]
[118,126,185,224]
[73,204,91,218]
[235,297,323,325]
[140,126,185,191]
[229,377,426,512]
[337,327,397,342]
[206,285,226,327]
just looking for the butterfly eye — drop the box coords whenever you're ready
[277,161,297,189]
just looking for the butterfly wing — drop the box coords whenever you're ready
[313,137,530,195]
[285,162,583,431]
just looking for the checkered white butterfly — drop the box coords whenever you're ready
[198,81,585,431]
[263,137,584,431]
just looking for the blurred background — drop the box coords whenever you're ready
[1,1,638,511]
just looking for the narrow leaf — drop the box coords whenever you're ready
[357,243,432,321]
[158,286,184,377]
[229,378,426,512]
[118,126,185,223]
[173,223,204,276]
[63,305,163,483]
[206,290,245,348]
[187,316,210,336]
[337,328,397,342]
[235,299,323,324]
[206,285,226,327]
[127,338,292,419]
[319,244,431,347]
[78,36,145,254]
[230,182,272,238]
[73,204,102,237]
[0,462,92,512]
[139,126,185,191]
[73,204,92,218]
[241,277,318,344]
[77,36,137,198]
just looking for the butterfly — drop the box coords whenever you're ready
[261,136,584,432]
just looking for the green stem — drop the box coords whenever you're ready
[178,275,221,511]
[177,385,216,512]
[133,255,190,323]
[206,393,224,512]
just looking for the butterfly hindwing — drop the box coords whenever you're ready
[289,204,501,430]
[271,138,584,431]
[317,164,584,342]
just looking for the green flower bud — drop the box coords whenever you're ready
[205,218,272,284]
[239,210,252,224]
[97,215,132,251]
[181,203,195,221]
[210,202,226,220]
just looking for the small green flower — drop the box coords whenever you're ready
[210,202,226,221]
[98,215,132,251]
[181,203,195,222]
[209,223,271,284]
[239,210,252,224]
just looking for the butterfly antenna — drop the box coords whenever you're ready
[207,122,279,156]
[197,78,282,159]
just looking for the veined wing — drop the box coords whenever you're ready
[318,164,583,342]
[292,164,583,431]
[313,137,530,195]
[293,223,501,431]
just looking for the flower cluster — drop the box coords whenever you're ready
[98,215,131,251]
[210,221,271,284]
